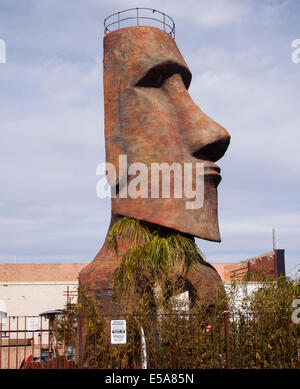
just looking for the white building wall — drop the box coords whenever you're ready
[0,282,78,317]
[224,282,265,314]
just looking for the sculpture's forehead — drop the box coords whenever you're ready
[103,26,190,87]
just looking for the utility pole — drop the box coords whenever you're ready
[272,228,276,251]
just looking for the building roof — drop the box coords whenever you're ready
[0,262,230,283]
[247,251,274,264]
[0,263,87,282]
[210,262,248,282]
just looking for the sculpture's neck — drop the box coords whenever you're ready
[107,212,195,240]
[96,212,196,265]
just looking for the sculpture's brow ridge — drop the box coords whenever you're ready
[135,60,192,90]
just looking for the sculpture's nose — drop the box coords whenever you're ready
[163,73,230,162]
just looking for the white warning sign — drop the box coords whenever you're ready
[111,320,126,344]
[27,316,39,331]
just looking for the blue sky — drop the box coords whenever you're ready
[0,0,299,276]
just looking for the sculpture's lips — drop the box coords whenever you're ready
[204,162,221,184]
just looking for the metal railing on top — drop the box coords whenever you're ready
[104,8,175,39]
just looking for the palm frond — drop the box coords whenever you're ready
[107,217,151,254]
[107,217,208,307]
[113,245,154,297]
[167,234,206,275]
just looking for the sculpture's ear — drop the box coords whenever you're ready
[103,45,126,189]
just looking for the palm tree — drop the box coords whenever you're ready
[107,217,206,314]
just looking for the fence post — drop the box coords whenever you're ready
[78,306,83,369]
[0,320,2,369]
[224,310,231,369]
[171,343,178,369]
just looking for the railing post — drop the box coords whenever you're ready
[16,316,19,368]
[0,319,2,369]
[224,310,231,369]
[78,306,83,369]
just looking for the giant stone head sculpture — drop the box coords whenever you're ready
[104,26,230,241]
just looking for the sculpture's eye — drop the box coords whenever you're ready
[135,61,192,90]
[153,73,164,88]
[136,69,167,88]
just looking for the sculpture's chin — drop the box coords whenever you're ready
[111,182,221,242]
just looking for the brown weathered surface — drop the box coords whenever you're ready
[104,26,230,242]
[80,25,230,320]
[79,239,122,314]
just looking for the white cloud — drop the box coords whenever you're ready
[154,0,248,27]
[97,0,288,28]
[98,0,248,27]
